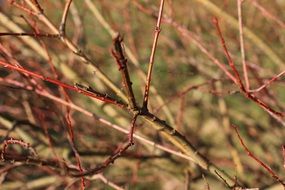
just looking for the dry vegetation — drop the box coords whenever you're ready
[0,0,285,189]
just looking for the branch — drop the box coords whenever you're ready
[212,18,284,118]
[142,0,165,111]
[111,35,137,110]
[237,0,249,90]
[0,32,59,38]
[0,60,127,108]
[232,124,285,186]
[59,0,73,36]
[71,114,139,177]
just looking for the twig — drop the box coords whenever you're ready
[71,114,139,177]
[142,0,165,111]
[85,0,177,127]
[202,174,211,190]
[184,170,191,190]
[0,32,59,38]
[59,0,73,36]
[132,2,237,84]
[31,0,43,13]
[111,35,137,110]
[1,137,38,160]
[8,0,37,15]
[1,76,197,163]
[0,60,127,108]
[212,17,244,89]
[249,70,285,93]
[212,17,284,118]
[214,170,232,189]
[23,0,128,103]
[251,0,285,29]
[282,145,285,170]
[232,124,285,186]
[90,174,124,190]
[237,0,249,90]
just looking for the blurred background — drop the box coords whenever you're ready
[0,0,284,189]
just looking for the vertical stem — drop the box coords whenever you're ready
[237,0,249,91]
[142,0,165,110]
[59,0,73,36]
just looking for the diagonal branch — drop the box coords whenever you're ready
[71,113,139,177]
[212,17,284,119]
[0,60,127,108]
[232,124,285,186]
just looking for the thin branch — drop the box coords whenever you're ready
[212,17,244,89]
[31,0,43,13]
[214,170,232,189]
[23,0,128,103]
[212,18,284,118]
[0,32,59,38]
[85,0,176,127]
[283,145,285,170]
[232,124,285,186]
[251,0,285,29]
[90,174,124,190]
[71,114,139,177]
[111,35,137,110]
[142,0,165,110]
[133,2,237,84]
[1,77,197,163]
[249,70,285,93]
[0,60,127,108]
[59,0,73,36]
[237,0,249,90]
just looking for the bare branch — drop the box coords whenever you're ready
[142,0,165,111]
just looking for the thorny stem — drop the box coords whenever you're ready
[112,35,137,110]
[142,0,165,111]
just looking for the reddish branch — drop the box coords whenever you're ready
[0,60,127,108]
[71,114,139,177]
[1,137,38,160]
[142,0,165,111]
[0,32,59,38]
[8,0,38,15]
[111,35,137,110]
[232,125,285,186]
[212,17,284,118]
